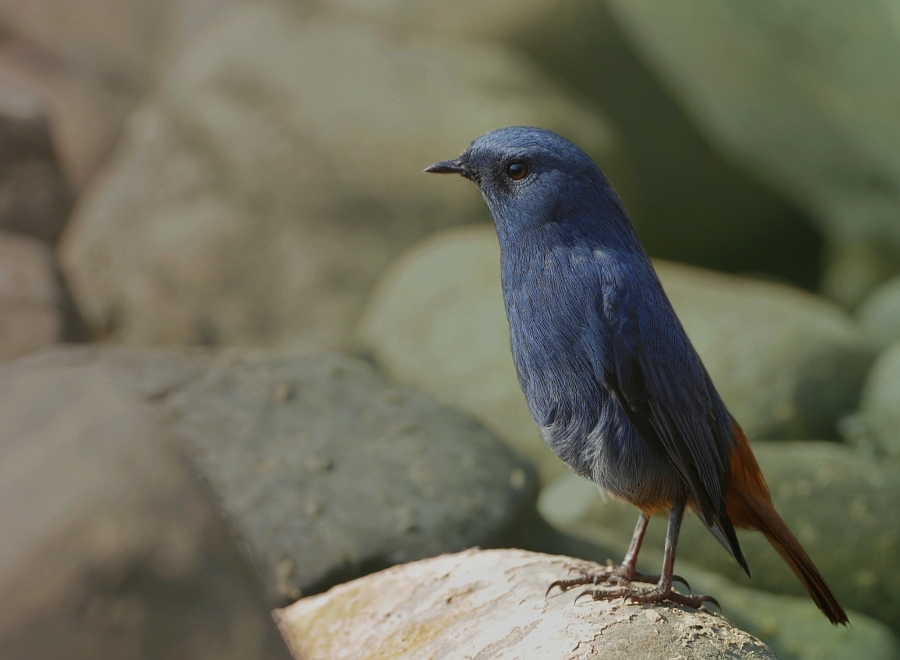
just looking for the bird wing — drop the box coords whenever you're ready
[600,282,748,573]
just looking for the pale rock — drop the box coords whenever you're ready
[275,548,776,660]
[0,231,60,362]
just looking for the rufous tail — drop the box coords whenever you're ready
[726,423,849,625]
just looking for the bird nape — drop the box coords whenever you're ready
[425,126,848,625]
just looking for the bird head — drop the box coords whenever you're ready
[425,126,624,240]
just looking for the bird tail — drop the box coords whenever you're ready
[726,423,849,625]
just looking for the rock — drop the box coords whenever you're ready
[0,49,139,190]
[0,80,71,242]
[540,441,900,631]
[0,0,236,188]
[846,340,900,458]
[58,2,612,353]
[358,227,873,483]
[14,346,538,604]
[319,0,572,41]
[856,275,900,352]
[0,0,162,86]
[820,241,900,310]
[0,231,60,362]
[275,548,776,660]
[0,9,146,189]
[0,362,291,659]
[605,0,900,300]
[535,521,899,660]
[654,260,874,439]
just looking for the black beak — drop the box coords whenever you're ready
[424,158,468,176]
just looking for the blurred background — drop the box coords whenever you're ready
[2,0,900,658]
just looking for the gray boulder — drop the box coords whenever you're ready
[15,346,538,604]
[0,362,291,659]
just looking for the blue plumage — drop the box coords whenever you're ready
[430,127,742,561]
[425,126,849,624]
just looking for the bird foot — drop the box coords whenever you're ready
[547,565,691,596]
[575,584,720,613]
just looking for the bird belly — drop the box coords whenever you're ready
[542,410,687,513]
[591,426,688,512]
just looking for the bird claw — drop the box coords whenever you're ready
[562,582,719,614]
[546,567,619,597]
[672,574,692,593]
[546,567,712,613]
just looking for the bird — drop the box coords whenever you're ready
[425,126,848,624]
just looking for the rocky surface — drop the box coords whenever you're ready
[359,226,873,475]
[14,346,538,605]
[0,81,71,242]
[0,361,291,659]
[0,231,60,362]
[540,440,900,632]
[0,0,236,188]
[276,548,777,660]
[606,0,900,306]
[58,1,611,353]
[856,275,900,352]
[846,340,900,458]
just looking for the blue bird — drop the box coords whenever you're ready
[425,126,847,624]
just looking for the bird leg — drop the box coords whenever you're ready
[547,511,690,595]
[550,503,718,611]
[587,501,718,610]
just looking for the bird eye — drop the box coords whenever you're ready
[505,161,530,181]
